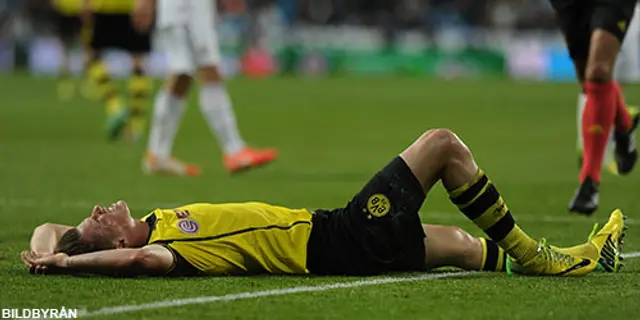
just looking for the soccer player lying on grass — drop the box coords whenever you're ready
[22,129,626,277]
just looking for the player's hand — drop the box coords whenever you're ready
[21,251,69,275]
[132,0,155,32]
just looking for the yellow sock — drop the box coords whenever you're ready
[105,96,125,115]
[449,170,539,263]
[128,73,151,137]
[87,60,124,115]
[479,238,507,271]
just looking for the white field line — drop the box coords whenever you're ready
[622,251,640,259]
[79,271,477,318]
[79,252,640,318]
[1,197,638,225]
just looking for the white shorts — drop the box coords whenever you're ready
[156,13,221,74]
[615,4,640,82]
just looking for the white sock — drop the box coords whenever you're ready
[199,83,246,155]
[577,92,586,151]
[147,90,186,160]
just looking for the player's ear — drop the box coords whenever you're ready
[116,239,126,249]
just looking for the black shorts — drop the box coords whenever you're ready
[306,157,427,276]
[90,13,151,54]
[550,0,637,60]
[55,13,82,43]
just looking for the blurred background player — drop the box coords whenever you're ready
[575,2,640,176]
[50,0,85,101]
[549,0,640,214]
[84,0,152,143]
[132,0,277,176]
[615,3,640,84]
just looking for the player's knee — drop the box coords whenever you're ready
[448,226,475,250]
[433,226,478,265]
[85,50,98,66]
[420,129,470,164]
[420,128,456,150]
[198,66,223,83]
[132,55,146,75]
[447,226,479,263]
[132,63,145,76]
[586,62,613,83]
[167,74,192,98]
[132,66,145,76]
[573,59,587,84]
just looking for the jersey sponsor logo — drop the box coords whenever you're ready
[587,124,604,135]
[618,21,627,32]
[177,219,200,234]
[367,194,391,217]
[174,209,190,219]
[492,202,506,217]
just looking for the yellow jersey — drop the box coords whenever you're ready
[52,0,82,15]
[91,0,135,14]
[141,202,314,275]
[52,0,134,15]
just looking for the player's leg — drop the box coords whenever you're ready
[143,25,200,176]
[127,53,151,143]
[58,36,75,102]
[197,66,246,156]
[190,3,277,172]
[85,13,128,141]
[401,129,624,275]
[570,0,638,214]
[197,65,277,172]
[551,2,608,213]
[55,13,80,102]
[611,83,640,175]
[79,19,99,101]
[399,129,538,266]
[422,224,507,272]
[126,22,152,143]
[611,3,640,174]
[576,61,618,175]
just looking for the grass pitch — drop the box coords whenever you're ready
[0,75,639,319]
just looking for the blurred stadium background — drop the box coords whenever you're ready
[0,0,618,80]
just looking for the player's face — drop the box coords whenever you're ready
[78,200,136,248]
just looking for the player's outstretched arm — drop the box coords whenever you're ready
[21,244,174,277]
[132,0,156,32]
[29,223,73,255]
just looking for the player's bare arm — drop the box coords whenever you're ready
[29,223,73,255]
[21,244,174,276]
[132,0,155,32]
[80,0,92,23]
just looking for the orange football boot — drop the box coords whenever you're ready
[223,147,278,173]
[143,153,201,177]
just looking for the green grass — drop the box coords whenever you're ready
[1,75,639,319]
